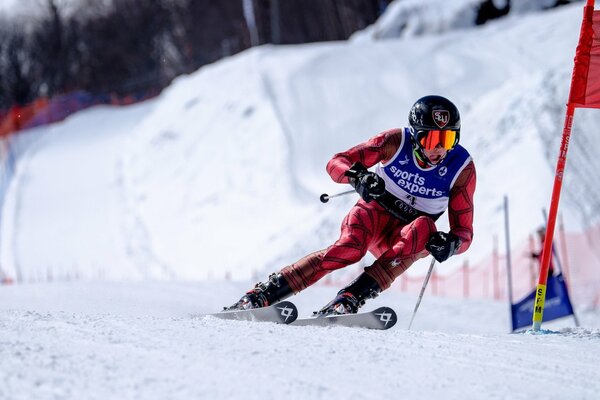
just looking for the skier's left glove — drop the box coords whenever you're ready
[426,231,461,263]
[345,162,386,203]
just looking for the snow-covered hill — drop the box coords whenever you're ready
[1,2,598,284]
[352,0,582,41]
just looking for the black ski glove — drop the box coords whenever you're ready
[345,162,386,203]
[426,231,461,263]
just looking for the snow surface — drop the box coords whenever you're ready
[1,2,600,399]
[350,0,580,41]
[1,282,600,400]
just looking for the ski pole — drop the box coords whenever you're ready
[408,258,436,330]
[319,189,355,203]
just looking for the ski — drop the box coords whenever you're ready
[209,301,298,324]
[292,306,397,330]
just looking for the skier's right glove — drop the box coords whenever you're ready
[345,162,386,203]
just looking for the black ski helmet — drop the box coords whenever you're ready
[408,95,461,161]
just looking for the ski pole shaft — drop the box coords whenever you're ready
[408,258,436,330]
[320,189,355,203]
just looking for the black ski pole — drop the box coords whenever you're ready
[408,258,436,330]
[319,189,355,203]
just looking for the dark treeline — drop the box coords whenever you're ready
[0,0,392,110]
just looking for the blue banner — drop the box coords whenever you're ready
[511,273,574,331]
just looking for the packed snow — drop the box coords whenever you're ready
[1,281,599,400]
[1,2,600,400]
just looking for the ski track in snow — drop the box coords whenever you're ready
[1,310,599,400]
[1,282,600,400]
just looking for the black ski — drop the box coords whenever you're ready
[293,306,397,330]
[210,301,298,324]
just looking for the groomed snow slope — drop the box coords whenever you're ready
[1,282,599,400]
[1,4,599,284]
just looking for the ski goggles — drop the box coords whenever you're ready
[416,129,458,150]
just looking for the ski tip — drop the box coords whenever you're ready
[372,306,397,330]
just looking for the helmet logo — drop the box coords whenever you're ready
[432,110,450,128]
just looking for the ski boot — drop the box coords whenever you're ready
[315,272,381,316]
[225,273,293,311]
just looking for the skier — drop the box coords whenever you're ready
[227,95,477,315]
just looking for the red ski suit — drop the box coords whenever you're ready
[281,128,477,292]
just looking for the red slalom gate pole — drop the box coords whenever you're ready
[532,0,596,332]
[531,106,575,331]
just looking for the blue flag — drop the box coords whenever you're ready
[511,273,575,331]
